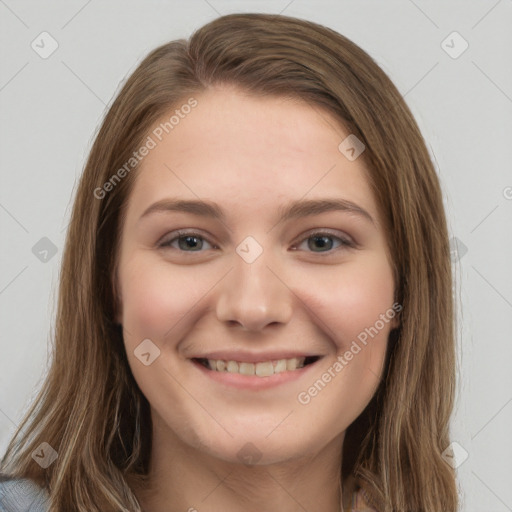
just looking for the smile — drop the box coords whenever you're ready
[192,356,321,377]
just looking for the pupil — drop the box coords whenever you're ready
[310,235,332,251]
[179,236,201,251]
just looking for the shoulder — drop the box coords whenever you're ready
[0,477,50,512]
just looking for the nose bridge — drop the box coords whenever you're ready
[215,240,293,331]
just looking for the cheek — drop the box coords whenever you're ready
[118,255,206,343]
[304,255,395,341]
[296,253,396,390]
[294,257,395,422]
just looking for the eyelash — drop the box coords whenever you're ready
[158,229,355,255]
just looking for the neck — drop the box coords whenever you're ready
[135,413,346,512]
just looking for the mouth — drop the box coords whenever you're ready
[191,355,321,377]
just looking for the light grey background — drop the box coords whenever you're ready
[1,1,511,510]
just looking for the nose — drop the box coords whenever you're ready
[215,251,294,332]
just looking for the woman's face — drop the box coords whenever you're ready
[116,86,398,465]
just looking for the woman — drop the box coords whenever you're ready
[0,13,458,512]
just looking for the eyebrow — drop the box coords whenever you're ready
[139,197,374,225]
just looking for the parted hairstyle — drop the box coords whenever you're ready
[0,12,458,512]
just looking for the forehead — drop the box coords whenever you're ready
[125,87,378,223]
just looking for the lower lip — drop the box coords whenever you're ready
[191,359,321,390]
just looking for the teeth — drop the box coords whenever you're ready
[227,361,239,373]
[286,358,298,371]
[239,362,254,376]
[204,357,307,377]
[274,359,287,373]
[255,361,273,377]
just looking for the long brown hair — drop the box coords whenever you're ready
[1,13,458,511]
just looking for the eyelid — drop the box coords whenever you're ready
[292,228,355,247]
[157,229,217,250]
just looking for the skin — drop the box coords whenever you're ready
[115,85,398,512]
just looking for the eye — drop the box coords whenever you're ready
[158,229,355,254]
[292,231,354,254]
[158,231,215,252]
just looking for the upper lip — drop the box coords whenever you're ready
[190,351,322,363]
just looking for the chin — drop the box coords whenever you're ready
[184,423,323,467]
